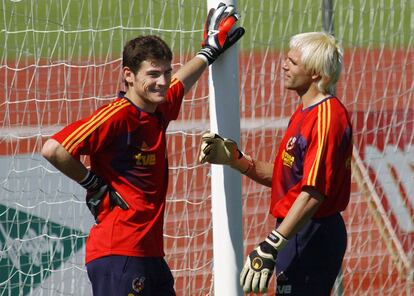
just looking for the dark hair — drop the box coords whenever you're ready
[122,35,173,87]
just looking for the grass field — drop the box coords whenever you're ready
[1,0,412,62]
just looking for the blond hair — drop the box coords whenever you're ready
[289,32,343,94]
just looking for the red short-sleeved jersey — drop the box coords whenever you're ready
[270,96,353,218]
[52,78,184,263]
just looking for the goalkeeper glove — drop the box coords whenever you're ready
[197,2,245,65]
[240,230,288,293]
[79,171,129,222]
[199,132,253,174]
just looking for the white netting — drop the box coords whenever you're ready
[1,0,413,295]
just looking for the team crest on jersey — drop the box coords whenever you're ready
[285,136,297,151]
[132,276,145,293]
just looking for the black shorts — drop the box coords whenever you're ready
[275,213,347,296]
[86,255,175,296]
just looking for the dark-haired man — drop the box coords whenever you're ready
[42,3,244,295]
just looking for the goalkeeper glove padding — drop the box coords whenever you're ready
[79,171,129,222]
[240,230,288,293]
[197,2,245,65]
[199,132,253,174]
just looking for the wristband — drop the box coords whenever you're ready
[196,47,218,65]
[231,153,254,174]
[265,230,289,251]
[79,170,101,191]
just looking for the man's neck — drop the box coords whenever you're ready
[299,85,328,109]
[124,89,157,113]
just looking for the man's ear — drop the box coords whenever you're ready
[123,67,134,85]
[311,72,321,81]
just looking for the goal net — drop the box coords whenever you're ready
[0,0,413,295]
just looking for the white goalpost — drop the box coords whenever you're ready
[207,1,244,295]
[0,1,413,295]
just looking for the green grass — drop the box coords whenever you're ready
[0,0,411,61]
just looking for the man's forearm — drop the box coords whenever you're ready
[243,159,274,187]
[42,139,88,183]
[276,190,324,239]
[198,132,274,187]
[174,56,208,94]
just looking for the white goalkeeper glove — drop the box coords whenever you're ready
[240,230,288,293]
[197,2,245,65]
[199,132,253,174]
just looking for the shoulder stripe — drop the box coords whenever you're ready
[307,100,331,186]
[62,99,130,153]
[169,77,180,88]
[61,99,128,149]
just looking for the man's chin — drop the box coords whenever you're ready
[152,96,166,103]
[151,92,166,98]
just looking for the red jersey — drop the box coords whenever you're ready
[270,96,353,218]
[52,78,184,263]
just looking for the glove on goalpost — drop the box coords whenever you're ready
[240,230,289,293]
[197,2,245,65]
[79,170,129,222]
[199,132,254,174]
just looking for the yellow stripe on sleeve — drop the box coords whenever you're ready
[169,77,180,88]
[62,99,130,153]
[307,100,331,186]
[61,104,114,149]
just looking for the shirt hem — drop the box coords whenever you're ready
[86,250,165,264]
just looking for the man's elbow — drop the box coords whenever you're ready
[41,139,60,162]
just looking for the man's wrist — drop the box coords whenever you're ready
[231,153,254,174]
[195,53,210,66]
[196,47,218,65]
[265,230,289,251]
[79,170,103,191]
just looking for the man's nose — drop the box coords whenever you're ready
[282,59,288,71]
[157,74,169,85]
